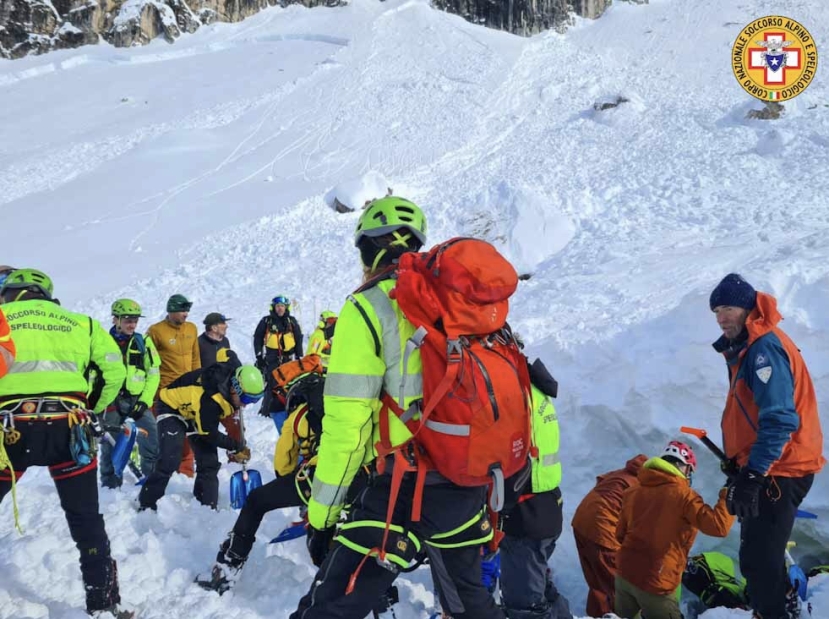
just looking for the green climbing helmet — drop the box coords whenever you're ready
[318,310,337,328]
[0,268,54,299]
[111,298,144,318]
[232,365,265,405]
[354,196,427,248]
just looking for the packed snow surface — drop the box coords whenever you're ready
[2,0,829,617]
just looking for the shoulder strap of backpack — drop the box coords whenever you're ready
[130,334,147,372]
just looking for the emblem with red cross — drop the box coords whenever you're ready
[749,32,801,86]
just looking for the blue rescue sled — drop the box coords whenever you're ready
[796,509,817,519]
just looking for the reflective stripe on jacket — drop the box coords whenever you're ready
[529,384,561,494]
[0,300,125,412]
[308,278,422,529]
[115,332,161,407]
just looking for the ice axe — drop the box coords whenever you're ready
[229,408,262,509]
[680,426,817,520]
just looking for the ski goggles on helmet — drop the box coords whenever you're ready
[272,296,290,307]
[231,376,264,405]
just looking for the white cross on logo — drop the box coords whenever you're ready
[749,33,801,85]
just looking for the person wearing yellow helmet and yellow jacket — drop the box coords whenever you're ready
[137,350,263,511]
[305,311,337,368]
[290,197,502,619]
[0,269,131,618]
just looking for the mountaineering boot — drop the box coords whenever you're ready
[195,533,248,594]
[195,562,242,595]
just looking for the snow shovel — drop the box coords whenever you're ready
[230,410,261,509]
[102,419,145,484]
[270,519,308,543]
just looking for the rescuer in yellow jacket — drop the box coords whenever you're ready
[305,311,337,368]
[0,269,130,618]
[290,197,503,619]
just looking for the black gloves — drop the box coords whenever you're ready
[130,401,149,420]
[255,355,266,371]
[720,457,740,480]
[306,525,336,567]
[726,468,766,519]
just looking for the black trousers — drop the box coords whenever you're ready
[290,474,504,619]
[221,473,305,563]
[138,416,221,509]
[740,474,813,619]
[0,419,120,612]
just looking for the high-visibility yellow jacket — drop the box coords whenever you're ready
[0,299,125,412]
[305,327,332,367]
[308,279,422,529]
[273,405,318,476]
[146,319,201,389]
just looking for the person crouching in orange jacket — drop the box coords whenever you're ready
[572,454,647,617]
[615,441,734,619]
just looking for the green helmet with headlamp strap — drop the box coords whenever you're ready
[354,196,427,248]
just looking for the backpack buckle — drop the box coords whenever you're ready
[447,339,463,360]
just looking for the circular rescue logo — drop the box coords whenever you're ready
[732,16,818,102]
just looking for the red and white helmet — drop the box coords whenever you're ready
[662,440,697,472]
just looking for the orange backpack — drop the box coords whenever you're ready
[376,237,531,511]
[344,239,532,587]
[272,354,323,392]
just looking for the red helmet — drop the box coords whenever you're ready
[662,440,697,472]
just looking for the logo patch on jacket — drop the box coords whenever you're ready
[755,354,767,367]
[756,366,772,383]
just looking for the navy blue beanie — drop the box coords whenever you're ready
[709,273,757,311]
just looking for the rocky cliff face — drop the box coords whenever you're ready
[1,0,639,60]
[0,0,341,58]
[432,0,644,35]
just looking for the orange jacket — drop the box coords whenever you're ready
[572,454,647,550]
[146,319,201,389]
[616,458,734,596]
[0,308,15,378]
[716,292,824,477]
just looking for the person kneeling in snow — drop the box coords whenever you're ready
[138,351,263,511]
[614,441,734,619]
[196,355,369,594]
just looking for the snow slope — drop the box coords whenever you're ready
[2,0,829,617]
